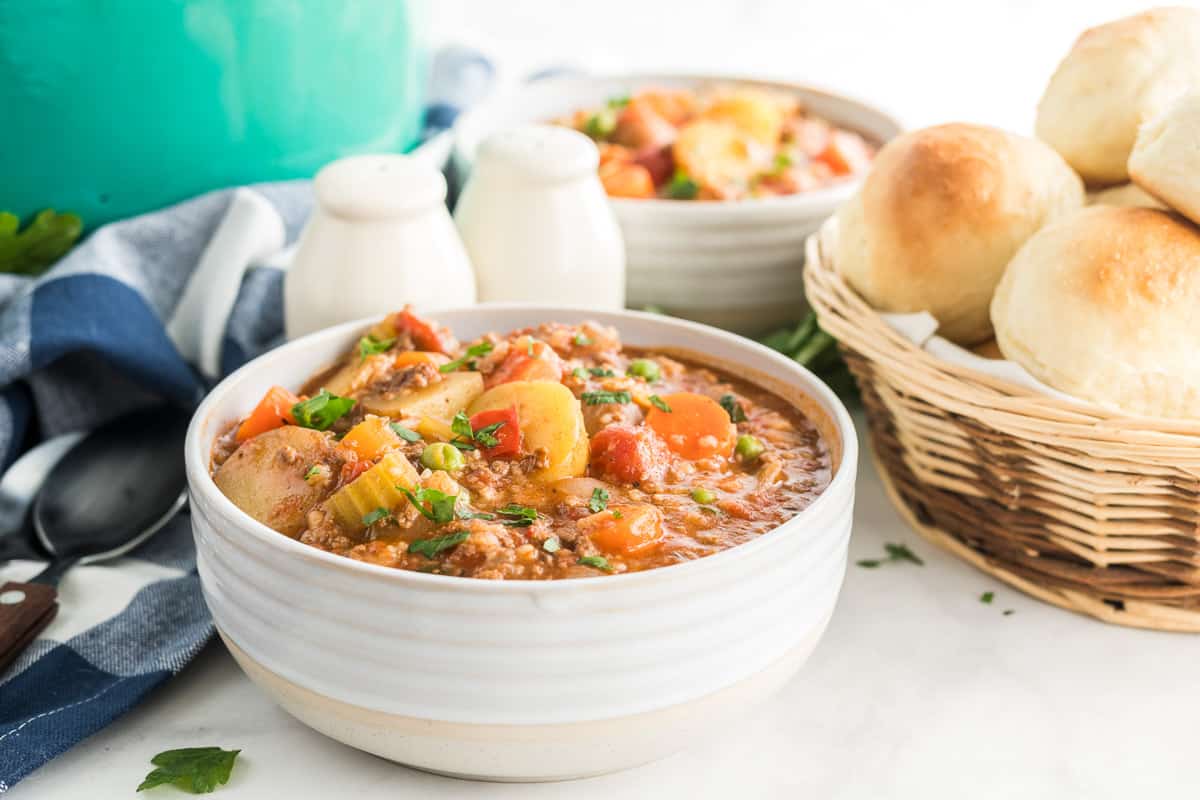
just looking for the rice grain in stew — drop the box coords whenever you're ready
[210,309,831,579]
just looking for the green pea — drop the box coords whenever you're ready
[690,487,716,505]
[421,442,465,472]
[627,358,661,383]
[735,434,765,462]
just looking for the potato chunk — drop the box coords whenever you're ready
[468,380,589,481]
[361,371,484,422]
[672,120,761,192]
[702,89,785,146]
[213,426,341,536]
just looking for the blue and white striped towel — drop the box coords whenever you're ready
[0,47,493,792]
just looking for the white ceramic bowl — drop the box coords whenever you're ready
[185,306,858,781]
[452,75,903,334]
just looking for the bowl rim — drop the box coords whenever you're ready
[186,304,858,593]
[451,71,905,217]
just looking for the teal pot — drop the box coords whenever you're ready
[0,0,428,227]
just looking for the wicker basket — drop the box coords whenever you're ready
[804,219,1200,632]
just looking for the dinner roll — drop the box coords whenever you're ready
[1035,6,1200,185]
[1086,183,1165,210]
[991,206,1200,418]
[834,123,1083,346]
[1129,92,1200,224]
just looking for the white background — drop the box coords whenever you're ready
[14,2,1200,798]
[428,0,1192,133]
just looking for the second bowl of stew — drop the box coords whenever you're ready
[186,305,858,780]
[453,75,903,333]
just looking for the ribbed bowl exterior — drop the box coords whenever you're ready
[186,306,857,733]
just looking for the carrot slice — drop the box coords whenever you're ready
[644,392,736,460]
[579,504,664,555]
[393,350,450,369]
[235,386,299,442]
[341,415,402,461]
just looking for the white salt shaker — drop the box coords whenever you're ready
[285,154,476,340]
[454,125,625,308]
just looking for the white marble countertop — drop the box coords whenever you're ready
[15,1,1200,795]
[15,414,1200,798]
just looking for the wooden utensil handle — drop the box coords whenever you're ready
[0,581,58,672]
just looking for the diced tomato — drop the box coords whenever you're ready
[814,131,873,177]
[634,144,675,187]
[599,161,656,199]
[486,338,565,387]
[235,386,299,443]
[589,424,670,485]
[339,459,372,484]
[579,503,664,555]
[613,98,678,151]
[469,406,522,459]
[391,308,454,354]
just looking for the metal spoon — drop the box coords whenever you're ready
[0,433,84,564]
[0,404,191,670]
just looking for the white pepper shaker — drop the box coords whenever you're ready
[285,154,476,340]
[453,125,625,308]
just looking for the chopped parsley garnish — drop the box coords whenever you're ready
[771,153,793,175]
[292,390,355,431]
[361,507,392,527]
[582,390,631,405]
[449,411,502,449]
[582,110,618,140]
[358,334,396,362]
[649,394,671,412]
[571,367,588,380]
[857,542,925,569]
[611,510,623,519]
[577,555,612,571]
[303,465,321,482]
[497,503,539,527]
[573,332,593,346]
[588,487,609,513]
[409,531,470,558]
[588,367,616,377]
[136,747,240,794]
[458,509,497,521]
[980,591,995,604]
[1003,609,1015,616]
[719,394,747,423]
[607,94,631,109]
[389,422,422,442]
[473,421,505,448]
[543,537,561,553]
[665,169,699,200]
[399,486,458,525]
[439,341,495,374]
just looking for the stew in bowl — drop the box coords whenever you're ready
[210,308,832,579]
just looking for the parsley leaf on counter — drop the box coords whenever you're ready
[291,390,355,431]
[980,591,995,604]
[0,209,84,276]
[136,747,240,794]
[857,542,924,569]
[409,531,470,558]
[760,312,858,402]
[588,487,609,513]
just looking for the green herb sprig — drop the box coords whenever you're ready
[292,390,355,431]
[582,390,631,406]
[439,341,495,374]
[0,209,83,276]
[857,542,924,569]
[137,747,240,794]
[409,531,470,558]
